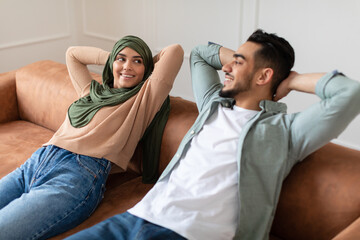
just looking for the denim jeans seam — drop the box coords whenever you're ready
[88,183,106,216]
[88,161,110,215]
[135,222,163,240]
[104,160,111,175]
[29,145,55,188]
[30,176,99,240]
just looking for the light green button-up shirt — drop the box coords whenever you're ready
[159,44,360,240]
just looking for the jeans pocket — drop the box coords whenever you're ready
[76,155,99,178]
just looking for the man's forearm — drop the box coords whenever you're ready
[219,46,235,66]
[274,72,326,101]
[288,72,325,94]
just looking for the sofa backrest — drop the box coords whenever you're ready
[15,60,101,132]
[158,96,199,173]
[127,96,199,175]
[0,70,18,123]
[271,143,360,239]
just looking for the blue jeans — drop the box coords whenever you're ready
[0,145,111,240]
[65,212,186,240]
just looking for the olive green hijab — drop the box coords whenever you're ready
[68,35,170,183]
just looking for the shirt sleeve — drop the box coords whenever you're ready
[66,46,110,97]
[190,44,223,111]
[289,71,360,163]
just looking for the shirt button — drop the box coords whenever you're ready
[176,153,180,158]
[190,130,195,134]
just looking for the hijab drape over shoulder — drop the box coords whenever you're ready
[68,35,170,183]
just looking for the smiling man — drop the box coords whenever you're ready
[66,29,360,240]
[219,43,259,100]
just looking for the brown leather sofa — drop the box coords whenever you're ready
[0,60,359,240]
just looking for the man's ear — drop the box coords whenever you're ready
[256,68,273,86]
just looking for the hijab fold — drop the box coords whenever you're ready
[68,35,169,183]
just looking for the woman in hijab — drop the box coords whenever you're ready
[0,35,184,239]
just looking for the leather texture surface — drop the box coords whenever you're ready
[0,70,18,123]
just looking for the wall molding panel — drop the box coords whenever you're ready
[81,0,153,43]
[0,34,70,50]
[81,0,118,42]
[0,0,71,50]
[239,0,260,43]
[1,0,358,149]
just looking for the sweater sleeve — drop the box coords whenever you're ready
[130,44,183,132]
[66,46,110,97]
[150,44,184,89]
[144,43,184,107]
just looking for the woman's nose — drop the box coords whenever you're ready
[123,61,132,70]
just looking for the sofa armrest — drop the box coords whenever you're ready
[0,70,19,123]
[333,217,360,240]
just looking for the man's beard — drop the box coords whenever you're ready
[219,88,240,98]
[219,76,252,98]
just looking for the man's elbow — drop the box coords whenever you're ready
[190,44,206,62]
[347,79,360,104]
[341,79,360,118]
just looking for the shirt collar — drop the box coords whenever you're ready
[220,99,236,109]
[259,100,287,113]
[219,98,287,113]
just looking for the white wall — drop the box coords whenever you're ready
[0,0,359,150]
[0,0,78,71]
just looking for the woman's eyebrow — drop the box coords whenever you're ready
[117,53,142,59]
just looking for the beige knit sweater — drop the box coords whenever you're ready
[46,44,184,171]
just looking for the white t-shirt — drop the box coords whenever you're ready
[129,105,258,240]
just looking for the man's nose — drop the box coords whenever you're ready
[222,62,231,73]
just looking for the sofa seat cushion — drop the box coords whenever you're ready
[0,120,54,178]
